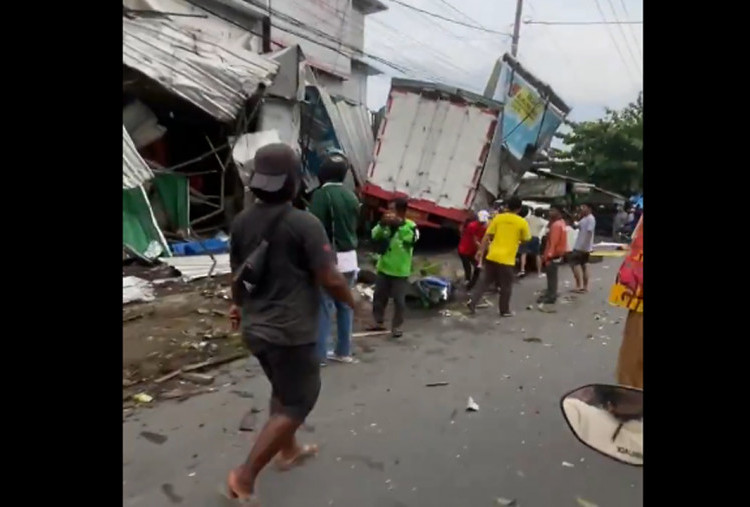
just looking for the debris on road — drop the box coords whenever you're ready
[562,461,575,468]
[182,352,248,372]
[425,381,450,387]
[123,276,155,304]
[239,408,258,432]
[133,393,154,404]
[352,330,390,338]
[179,372,215,385]
[140,431,167,444]
[466,396,480,412]
[576,497,599,507]
[495,497,518,506]
[160,386,216,401]
[522,337,542,343]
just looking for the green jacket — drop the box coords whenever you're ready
[309,183,360,252]
[372,219,419,278]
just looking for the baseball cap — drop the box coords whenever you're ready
[248,143,300,192]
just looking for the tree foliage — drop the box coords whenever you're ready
[555,93,643,196]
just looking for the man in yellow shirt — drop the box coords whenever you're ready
[468,197,531,316]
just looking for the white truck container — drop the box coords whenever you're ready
[362,79,502,229]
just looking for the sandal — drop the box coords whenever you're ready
[219,470,260,506]
[275,444,319,471]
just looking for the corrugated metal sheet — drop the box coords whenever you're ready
[122,5,278,122]
[161,254,231,282]
[123,125,154,189]
[368,88,498,210]
[316,88,374,188]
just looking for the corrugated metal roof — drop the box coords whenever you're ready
[122,10,278,122]
[160,254,231,282]
[123,125,154,189]
[318,90,374,188]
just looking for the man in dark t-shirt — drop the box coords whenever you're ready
[224,143,354,504]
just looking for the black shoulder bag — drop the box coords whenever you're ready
[232,206,291,298]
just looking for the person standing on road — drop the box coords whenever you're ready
[368,197,419,338]
[538,204,567,307]
[457,209,490,290]
[309,151,361,365]
[569,203,597,293]
[610,214,643,388]
[226,143,355,504]
[521,207,548,278]
[613,205,628,240]
[468,196,531,317]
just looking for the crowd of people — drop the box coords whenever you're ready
[462,197,599,316]
[223,144,642,503]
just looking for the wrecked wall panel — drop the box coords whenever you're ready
[122,4,278,122]
[123,125,154,189]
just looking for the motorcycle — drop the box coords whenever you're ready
[560,384,643,466]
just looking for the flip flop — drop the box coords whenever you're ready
[218,472,260,506]
[275,444,319,471]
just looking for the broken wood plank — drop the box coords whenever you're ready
[182,352,248,372]
[179,371,215,385]
[160,386,215,401]
[154,369,182,384]
[352,330,391,338]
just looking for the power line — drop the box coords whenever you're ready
[386,0,512,35]
[618,0,643,58]
[604,0,641,71]
[431,0,486,28]
[591,0,639,85]
[524,20,643,25]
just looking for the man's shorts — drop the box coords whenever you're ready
[251,340,321,422]
[520,236,541,256]
[568,250,591,266]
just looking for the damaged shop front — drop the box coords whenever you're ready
[122,0,278,260]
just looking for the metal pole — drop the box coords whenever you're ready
[511,0,523,57]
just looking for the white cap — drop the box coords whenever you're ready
[477,210,490,223]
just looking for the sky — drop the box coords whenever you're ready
[362,0,643,123]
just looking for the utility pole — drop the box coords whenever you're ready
[511,0,523,57]
[484,0,524,96]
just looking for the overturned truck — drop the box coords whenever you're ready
[362,55,570,230]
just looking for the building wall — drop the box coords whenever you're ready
[315,61,369,104]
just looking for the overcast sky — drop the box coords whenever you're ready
[363,0,643,122]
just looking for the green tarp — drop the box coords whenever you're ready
[152,173,190,232]
[123,185,169,258]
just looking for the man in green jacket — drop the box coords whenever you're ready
[309,151,361,365]
[369,197,419,338]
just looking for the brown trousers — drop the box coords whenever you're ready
[617,310,643,389]
[470,260,514,314]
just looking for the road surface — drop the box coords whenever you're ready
[123,258,642,506]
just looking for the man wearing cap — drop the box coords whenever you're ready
[225,143,355,504]
[457,210,490,290]
[309,151,361,365]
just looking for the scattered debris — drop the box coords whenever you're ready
[182,352,248,372]
[239,409,257,432]
[161,483,183,504]
[562,461,575,468]
[160,386,216,401]
[576,497,599,507]
[495,498,518,506]
[140,431,168,444]
[179,372,215,385]
[522,337,542,343]
[425,381,450,387]
[123,276,155,304]
[352,330,391,338]
[466,396,480,412]
[133,393,154,404]
[356,284,374,302]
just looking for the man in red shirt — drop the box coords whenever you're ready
[538,204,567,306]
[457,210,490,289]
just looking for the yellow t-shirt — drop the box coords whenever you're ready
[485,212,532,266]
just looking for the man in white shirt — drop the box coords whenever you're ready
[569,203,596,293]
[521,208,548,277]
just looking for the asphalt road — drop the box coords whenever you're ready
[123,258,643,507]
